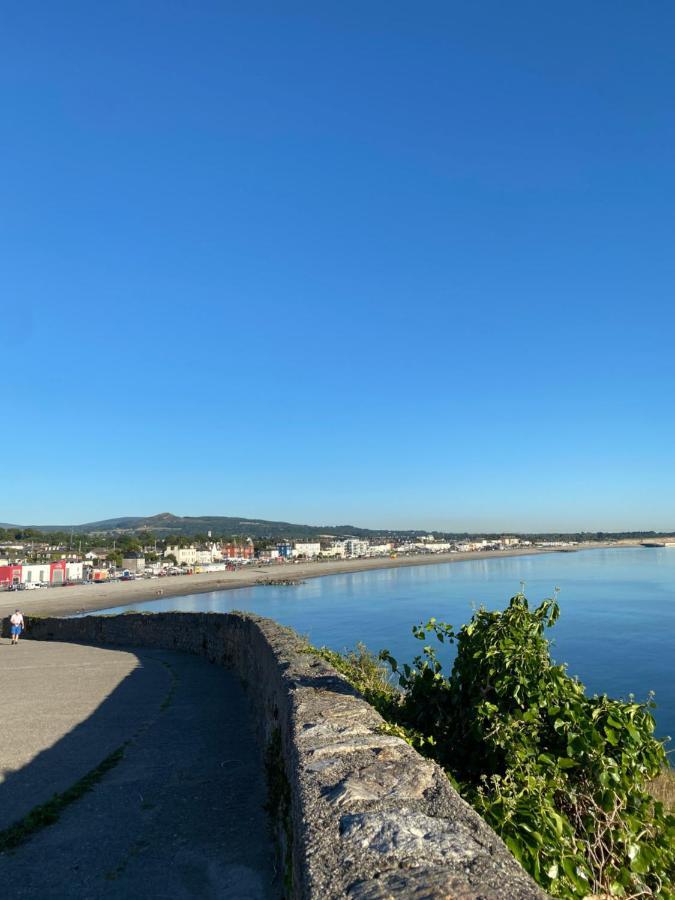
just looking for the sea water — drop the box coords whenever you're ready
[95,547,675,742]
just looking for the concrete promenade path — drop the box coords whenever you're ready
[0,638,280,899]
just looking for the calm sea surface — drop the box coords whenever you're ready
[96,547,675,742]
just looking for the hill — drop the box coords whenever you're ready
[3,514,673,543]
[11,512,401,540]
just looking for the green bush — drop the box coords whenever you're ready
[322,594,675,898]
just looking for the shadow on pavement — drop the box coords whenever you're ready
[0,642,170,832]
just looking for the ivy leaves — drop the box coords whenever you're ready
[379,593,674,898]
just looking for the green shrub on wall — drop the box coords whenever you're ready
[319,595,675,898]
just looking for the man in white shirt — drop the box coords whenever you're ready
[10,610,24,645]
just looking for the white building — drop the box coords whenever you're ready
[394,541,416,553]
[292,542,321,558]
[195,550,213,565]
[188,544,224,565]
[198,543,223,562]
[165,545,198,566]
[455,540,493,552]
[21,564,50,585]
[85,549,109,561]
[320,541,346,558]
[257,548,280,561]
[66,561,84,581]
[414,541,451,553]
[366,543,392,556]
[344,539,369,558]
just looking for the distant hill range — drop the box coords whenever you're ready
[2,512,407,540]
[2,513,672,543]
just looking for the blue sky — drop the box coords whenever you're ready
[2,2,675,531]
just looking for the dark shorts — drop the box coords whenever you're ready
[11,625,21,636]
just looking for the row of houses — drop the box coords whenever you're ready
[256,539,393,561]
[0,560,84,589]
[261,535,540,560]
[163,541,255,566]
[0,534,549,587]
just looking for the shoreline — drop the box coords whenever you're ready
[0,541,640,620]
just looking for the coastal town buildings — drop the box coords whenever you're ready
[366,543,393,556]
[292,542,321,558]
[455,540,491,552]
[84,549,109,561]
[221,541,255,560]
[319,541,347,558]
[122,552,145,574]
[21,564,50,585]
[195,549,214,564]
[344,539,369,558]
[0,530,579,594]
[0,560,69,588]
[257,548,281,561]
[414,540,451,553]
[0,565,22,588]
[165,543,229,565]
[66,562,84,581]
[164,545,198,566]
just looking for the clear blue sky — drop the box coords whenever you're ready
[3,2,675,531]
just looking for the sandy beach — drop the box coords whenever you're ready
[0,542,638,620]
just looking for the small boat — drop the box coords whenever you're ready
[641,541,665,548]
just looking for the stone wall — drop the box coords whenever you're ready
[9,613,547,900]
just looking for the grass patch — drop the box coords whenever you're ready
[306,642,398,707]
[159,660,178,711]
[0,743,128,853]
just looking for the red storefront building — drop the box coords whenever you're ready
[0,560,67,588]
[0,565,22,589]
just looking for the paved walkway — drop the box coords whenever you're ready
[0,639,280,899]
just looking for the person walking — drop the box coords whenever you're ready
[10,609,24,645]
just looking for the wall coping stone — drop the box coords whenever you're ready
[6,612,548,900]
